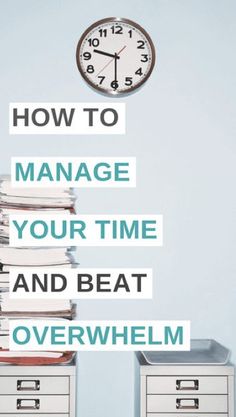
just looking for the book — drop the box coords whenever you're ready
[0,207,73,226]
[0,180,73,198]
[0,176,76,209]
[0,247,76,269]
[0,296,76,318]
[0,348,76,365]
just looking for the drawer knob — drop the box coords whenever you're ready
[17,399,40,410]
[17,379,40,391]
[176,398,199,410]
[176,379,199,391]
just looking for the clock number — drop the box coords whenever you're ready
[88,38,100,47]
[111,80,119,90]
[83,52,91,60]
[137,40,145,49]
[98,28,107,37]
[111,25,123,34]
[98,76,105,85]
[128,29,133,38]
[135,67,143,76]
[86,65,94,73]
[125,77,133,86]
[141,54,148,62]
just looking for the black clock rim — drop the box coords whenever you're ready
[76,17,156,96]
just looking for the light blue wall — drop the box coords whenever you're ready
[0,1,236,416]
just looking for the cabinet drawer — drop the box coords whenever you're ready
[147,376,228,394]
[147,394,228,413]
[0,395,69,413]
[0,376,69,394]
[147,414,228,417]
[1,415,69,417]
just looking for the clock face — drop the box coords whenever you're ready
[76,17,156,95]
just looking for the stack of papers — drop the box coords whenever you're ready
[0,176,76,209]
[0,318,76,362]
[0,249,77,293]
[0,208,73,243]
[0,175,77,246]
[0,318,8,349]
[0,349,76,365]
[0,175,78,291]
[0,175,77,362]
[0,273,9,291]
[0,247,75,269]
[0,294,74,318]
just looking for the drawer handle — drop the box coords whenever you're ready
[176,379,199,391]
[176,398,199,410]
[17,399,40,410]
[17,379,40,391]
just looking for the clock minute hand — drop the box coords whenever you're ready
[94,49,120,59]
[114,53,118,82]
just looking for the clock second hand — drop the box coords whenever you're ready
[97,45,127,76]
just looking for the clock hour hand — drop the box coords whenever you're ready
[93,49,120,59]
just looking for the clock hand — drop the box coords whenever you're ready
[94,49,120,59]
[97,45,127,76]
[114,53,118,82]
[117,45,127,55]
[110,53,119,90]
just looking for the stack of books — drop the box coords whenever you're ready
[0,318,75,364]
[0,247,76,291]
[0,175,76,247]
[0,318,8,349]
[0,175,77,364]
[0,294,75,318]
[0,175,76,210]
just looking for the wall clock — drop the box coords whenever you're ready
[76,17,156,96]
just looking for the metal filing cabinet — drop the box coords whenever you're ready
[0,361,76,416]
[135,340,234,417]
